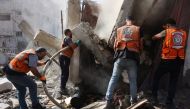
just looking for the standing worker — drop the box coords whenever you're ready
[3,47,48,109]
[152,18,187,108]
[59,29,81,94]
[104,16,143,109]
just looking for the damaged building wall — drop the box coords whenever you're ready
[67,0,81,29]
[81,0,99,28]
[66,0,81,85]
[0,0,26,60]
[14,0,67,38]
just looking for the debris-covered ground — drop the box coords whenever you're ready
[1,75,190,109]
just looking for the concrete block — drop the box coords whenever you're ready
[0,78,13,93]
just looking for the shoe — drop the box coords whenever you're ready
[165,100,176,109]
[130,98,137,106]
[166,103,176,109]
[165,99,173,105]
[103,100,115,109]
[32,103,46,109]
[60,88,69,95]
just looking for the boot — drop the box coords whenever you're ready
[165,99,176,109]
[60,88,69,95]
[151,96,159,106]
[32,103,46,109]
[130,98,137,106]
[103,100,115,109]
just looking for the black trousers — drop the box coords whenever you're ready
[152,58,184,102]
[59,55,71,90]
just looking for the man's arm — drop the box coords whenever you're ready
[37,61,46,66]
[139,27,144,52]
[28,54,46,82]
[30,67,42,78]
[152,30,166,40]
[66,37,78,49]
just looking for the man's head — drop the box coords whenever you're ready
[35,47,47,60]
[125,16,135,25]
[163,18,176,28]
[64,29,72,38]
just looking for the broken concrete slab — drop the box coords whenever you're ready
[0,78,13,93]
[34,30,62,50]
[72,23,113,68]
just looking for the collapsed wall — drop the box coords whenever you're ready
[72,23,113,94]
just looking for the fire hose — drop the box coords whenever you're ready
[42,46,70,109]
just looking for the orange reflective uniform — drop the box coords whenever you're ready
[61,37,78,58]
[114,25,140,53]
[9,49,35,73]
[161,27,187,59]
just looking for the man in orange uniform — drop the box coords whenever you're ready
[59,29,81,94]
[152,18,187,108]
[104,16,143,109]
[3,47,48,109]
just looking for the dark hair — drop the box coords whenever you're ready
[126,16,134,21]
[35,47,47,53]
[164,18,176,25]
[64,29,71,35]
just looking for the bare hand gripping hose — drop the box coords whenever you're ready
[42,46,70,109]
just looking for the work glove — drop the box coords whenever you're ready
[75,40,81,46]
[39,75,46,84]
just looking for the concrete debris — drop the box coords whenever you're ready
[64,97,72,107]
[0,103,11,109]
[9,98,19,108]
[0,78,13,93]
[72,22,113,68]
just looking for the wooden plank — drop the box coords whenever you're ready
[127,99,148,109]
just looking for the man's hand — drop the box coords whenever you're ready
[75,40,81,45]
[39,75,46,84]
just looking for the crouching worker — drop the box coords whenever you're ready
[3,47,48,109]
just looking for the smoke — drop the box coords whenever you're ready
[14,0,67,39]
[94,0,124,41]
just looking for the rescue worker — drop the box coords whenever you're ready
[59,29,81,94]
[3,47,48,109]
[152,18,187,108]
[104,16,143,109]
